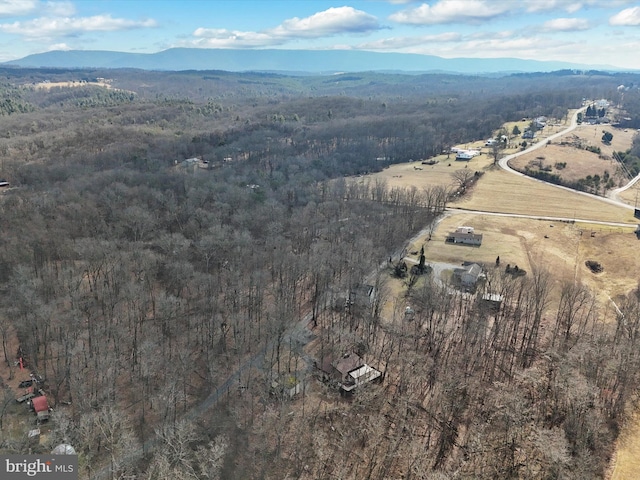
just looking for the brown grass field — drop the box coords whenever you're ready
[408,213,638,303]
[368,130,636,224]
[618,185,640,206]
[509,124,636,186]
[30,80,115,90]
[452,168,636,223]
[611,413,640,480]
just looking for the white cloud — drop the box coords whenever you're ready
[467,30,515,40]
[0,0,38,17]
[524,0,635,12]
[610,6,640,26]
[542,17,591,31]
[430,35,565,58]
[43,1,76,17]
[47,42,70,51]
[271,6,380,37]
[190,7,382,48]
[0,14,157,39]
[390,0,511,25]
[565,3,584,14]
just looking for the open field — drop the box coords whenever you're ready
[509,141,623,184]
[453,168,636,223]
[367,124,635,225]
[618,185,640,206]
[508,124,636,186]
[611,414,640,480]
[407,213,639,303]
[30,80,115,90]
[574,124,637,154]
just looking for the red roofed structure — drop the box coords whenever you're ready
[31,396,49,413]
[31,395,50,422]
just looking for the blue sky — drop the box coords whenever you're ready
[0,0,639,69]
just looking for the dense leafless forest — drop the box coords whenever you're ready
[1,67,640,479]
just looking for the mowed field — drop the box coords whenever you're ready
[453,168,636,223]
[618,184,640,206]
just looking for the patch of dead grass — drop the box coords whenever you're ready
[453,169,636,223]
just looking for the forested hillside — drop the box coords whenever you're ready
[0,68,639,479]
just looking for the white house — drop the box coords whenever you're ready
[455,150,480,161]
[446,226,483,246]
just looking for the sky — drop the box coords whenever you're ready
[0,0,639,69]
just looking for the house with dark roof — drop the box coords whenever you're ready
[318,352,382,394]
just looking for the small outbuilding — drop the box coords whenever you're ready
[31,395,50,422]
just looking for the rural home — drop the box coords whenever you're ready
[446,226,483,246]
[534,116,547,129]
[318,352,382,394]
[454,263,484,288]
[455,149,480,161]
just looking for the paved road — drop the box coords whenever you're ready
[446,207,638,228]
[609,170,640,204]
[498,108,635,212]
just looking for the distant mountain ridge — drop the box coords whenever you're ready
[3,48,623,74]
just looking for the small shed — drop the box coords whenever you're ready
[481,293,503,313]
[31,396,49,422]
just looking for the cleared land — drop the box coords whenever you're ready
[403,213,638,303]
[619,185,640,206]
[30,80,115,90]
[611,413,640,480]
[452,168,635,223]
[509,124,635,187]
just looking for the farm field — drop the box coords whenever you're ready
[453,168,635,223]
